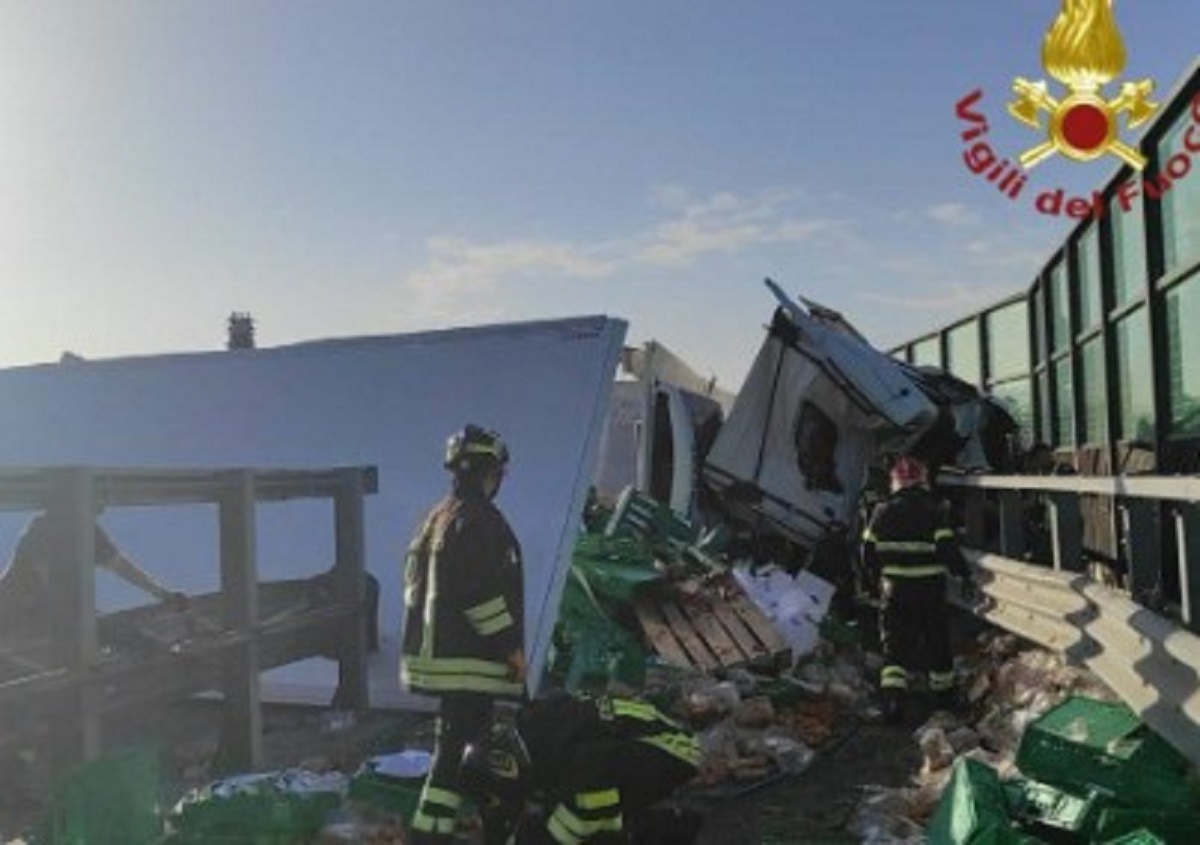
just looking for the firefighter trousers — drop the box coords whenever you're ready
[411,692,495,843]
[878,575,955,694]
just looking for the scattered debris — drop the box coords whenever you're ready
[845,630,1200,843]
[165,768,347,842]
[6,485,1196,843]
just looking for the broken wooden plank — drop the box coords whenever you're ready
[633,598,693,668]
[678,594,744,666]
[708,601,771,664]
[726,590,791,658]
[658,600,720,670]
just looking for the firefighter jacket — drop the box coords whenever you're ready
[861,486,967,582]
[515,694,700,844]
[518,693,702,788]
[401,487,524,698]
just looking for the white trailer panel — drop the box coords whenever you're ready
[0,316,626,707]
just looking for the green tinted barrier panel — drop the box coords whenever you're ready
[927,758,1045,845]
[43,744,163,845]
[1014,696,1194,812]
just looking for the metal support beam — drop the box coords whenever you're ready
[218,471,261,770]
[1123,499,1162,603]
[46,468,100,770]
[1173,504,1200,630]
[998,491,1027,559]
[0,464,377,766]
[1049,492,1083,572]
[332,473,369,711]
[964,492,989,549]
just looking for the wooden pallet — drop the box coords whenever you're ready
[634,579,791,671]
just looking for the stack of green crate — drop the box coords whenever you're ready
[164,770,344,844]
[1013,696,1200,843]
[1002,779,1105,840]
[927,759,1045,844]
[605,487,699,551]
[1014,697,1194,813]
[931,697,1200,843]
[41,745,163,845]
[346,752,429,819]
[550,532,663,692]
[1100,828,1167,844]
[1091,807,1200,844]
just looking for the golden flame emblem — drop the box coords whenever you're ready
[1008,0,1157,169]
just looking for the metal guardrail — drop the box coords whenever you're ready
[940,472,1200,765]
[941,472,1200,627]
[942,473,1200,500]
[964,548,1200,767]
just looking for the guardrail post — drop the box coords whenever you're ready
[332,471,369,710]
[1123,499,1162,603]
[218,471,261,770]
[963,491,990,549]
[998,491,1027,560]
[1049,493,1083,572]
[1173,504,1200,630]
[47,467,100,770]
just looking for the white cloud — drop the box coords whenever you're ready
[858,282,1012,314]
[397,188,851,311]
[638,219,763,265]
[962,236,1046,270]
[925,202,981,227]
[636,189,846,266]
[403,237,617,321]
[388,186,1048,351]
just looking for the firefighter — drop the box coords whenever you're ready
[861,455,970,721]
[401,424,527,843]
[460,692,703,844]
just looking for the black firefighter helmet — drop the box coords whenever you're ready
[444,424,510,475]
[459,722,530,810]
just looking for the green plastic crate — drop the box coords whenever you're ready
[347,767,422,818]
[168,770,343,838]
[1014,696,1194,812]
[1002,779,1105,837]
[605,488,698,549]
[1100,828,1167,845]
[162,833,299,844]
[41,744,163,845]
[927,758,1044,845]
[1093,806,1200,844]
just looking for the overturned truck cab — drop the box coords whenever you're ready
[703,281,1014,564]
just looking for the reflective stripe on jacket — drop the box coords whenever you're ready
[861,487,965,580]
[518,693,702,789]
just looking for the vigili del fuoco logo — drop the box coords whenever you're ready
[954,0,1200,220]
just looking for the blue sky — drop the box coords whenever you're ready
[2,1,1197,390]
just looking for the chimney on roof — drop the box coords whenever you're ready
[227,312,256,350]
